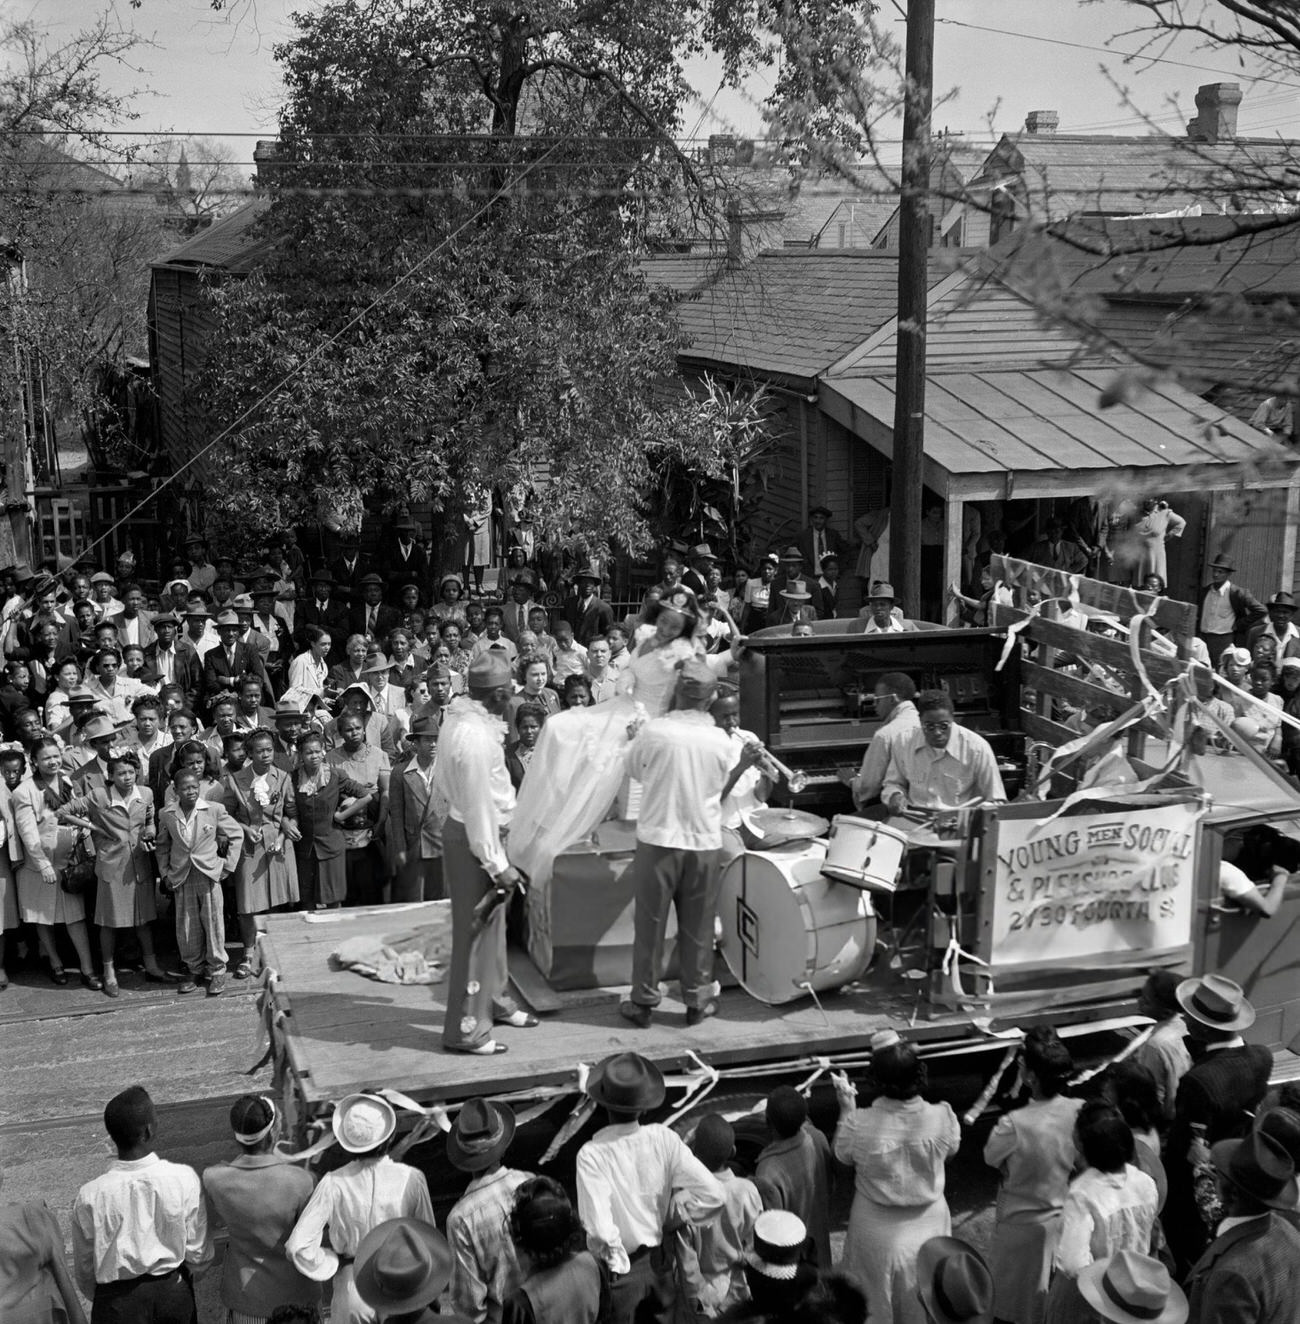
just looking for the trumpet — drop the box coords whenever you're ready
[744,739,809,794]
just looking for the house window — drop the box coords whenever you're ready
[989,191,1017,246]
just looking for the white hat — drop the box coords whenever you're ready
[332,1093,397,1154]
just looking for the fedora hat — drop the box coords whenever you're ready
[231,594,255,611]
[1176,973,1255,1031]
[575,560,603,582]
[183,532,207,546]
[310,567,335,585]
[688,543,718,562]
[779,545,804,562]
[780,579,812,602]
[1211,1131,1299,1211]
[273,698,305,720]
[586,1051,666,1113]
[214,609,242,629]
[917,1237,994,1324]
[1209,555,1234,572]
[1267,591,1297,611]
[361,651,392,674]
[183,604,212,620]
[869,581,898,601]
[446,1098,515,1173]
[467,653,512,691]
[408,714,439,739]
[151,612,181,628]
[332,1092,397,1154]
[353,1218,453,1318]
[809,503,833,518]
[358,572,386,588]
[67,685,98,704]
[81,714,118,743]
[1077,1251,1188,1324]
[1259,1106,1300,1168]
[394,515,417,532]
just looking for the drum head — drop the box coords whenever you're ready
[717,844,824,1005]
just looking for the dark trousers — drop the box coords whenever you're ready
[92,1269,196,1324]
[630,843,720,1011]
[392,854,444,903]
[344,844,383,907]
[1201,630,1234,666]
[609,1245,673,1324]
[441,818,515,1049]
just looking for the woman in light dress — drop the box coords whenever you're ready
[1128,498,1185,587]
[618,600,739,718]
[287,625,332,701]
[832,1038,960,1324]
[983,1028,1083,1324]
[836,1038,958,1318]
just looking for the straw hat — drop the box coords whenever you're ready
[1078,1251,1187,1324]
[332,1093,397,1154]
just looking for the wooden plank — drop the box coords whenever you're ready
[991,607,1188,686]
[1019,661,1166,737]
[1021,711,1079,748]
[993,555,1195,639]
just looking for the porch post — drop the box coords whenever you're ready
[943,496,963,625]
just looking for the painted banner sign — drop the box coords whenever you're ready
[988,799,1202,967]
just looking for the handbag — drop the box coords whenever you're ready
[60,830,96,895]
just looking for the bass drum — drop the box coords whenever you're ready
[717,840,877,1005]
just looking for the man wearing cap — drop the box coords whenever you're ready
[204,609,273,708]
[1247,591,1300,661]
[433,652,536,1055]
[563,562,614,646]
[1164,973,1275,1274]
[287,1093,435,1323]
[576,1051,723,1324]
[621,658,763,1028]
[89,570,124,620]
[1186,1131,1300,1323]
[797,504,851,578]
[1200,558,1266,662]
[377,515,430,598]
[444,1099,533,1322]
[144,612,202,710]
[389,714,445,903]
[681,545,717,600]
[350,573,403,642]
[858,581,918,633]
[353,1218,453,1324]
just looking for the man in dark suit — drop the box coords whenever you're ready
[377,516,430,599]
[1026,518,1089,574]
[143,613,203,710]
[1200,557,1267,664]
[503,571,538,644]
[1186,1131,1300,1324]
[563,563,614,646]
[681,544,717,599]
[796,505,851,575]
[298,570,349,662]
[1164,974,1275,1274]
[766,547,808,629]
[203,610,272,709]
[328,530,370,606]
[1247,592,1300,661]
[388,714,444,903]
[348,573,403,643]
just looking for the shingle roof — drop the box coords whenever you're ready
[969,133,1300,221]
[674,249,954,383]
[153,197,273,274]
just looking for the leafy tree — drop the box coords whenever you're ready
[191,0,873,553]
[134,136,249,233]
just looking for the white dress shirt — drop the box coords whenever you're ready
[431,695,515,876]
[576,1123,723,1275]
[882,723,1006,809]
[153,645,177,685]
[722,727,767,828]
[72,1153,212,1296]
[627,710,735,851]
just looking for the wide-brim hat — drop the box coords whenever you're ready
[917,1237,994,1324]
[362,652,392,674]
[510,569,538,588]
[358,572,386,588]
[688,543,718,562]
[353,1218,452,1317]
[868,581,897,600]
[1077,1251,1188,1324]
[184,533,207,546]
[332,1092,397,1154]
[249,563,280,581]
[214,610,241,628]
[779,545,804,562]
[1267,591,1297,611]
[152,612,181,627]
[408,714,439,739]
[183,605,212,620]
[231,594,255,611]
[310,568,335,585]
[80,714,118,742]
[1211,1132,1299,1211]
[586,1051,666,1112]
[1176,973,1255,1031]
[273,699,305,720]
[809,504,833,518]
[67,686,98,704]
[780,579,811,601]
[576,560,602,582]
[446,1098,516,1172]
[1209,556,1235,572]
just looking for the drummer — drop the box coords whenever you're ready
[710,685,774,862]
[881,689,1005,816]
[844,671,920,815]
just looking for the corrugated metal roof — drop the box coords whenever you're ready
[153,197,273,274]
[674,248,954,383]
[822,366,1270,482]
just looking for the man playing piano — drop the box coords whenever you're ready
[881,689,1005,815]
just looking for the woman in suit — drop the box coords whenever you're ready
[12,736,99,988]
[59,753,172,997]
[290,732,373,910]
[222,729,301,975]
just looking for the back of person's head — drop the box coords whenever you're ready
[508,1175,585,1271]
[691,1113,736,1172]
[766,1086,807,1139]
[1023,1026,1073,1099]
[877,671,917,704]
[787,1272,869,1324]
[1106,1061,1162,1135]
[1140,969,1182,1020]
[230,1094,277,1150]
[105,1085,155,1152]
[1076,1100,1134,1173]
[871,1042,926,1100]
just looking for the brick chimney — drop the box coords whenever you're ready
[1187,83,1241,143]
[252,139,281,189]
[1024,110,1059,135]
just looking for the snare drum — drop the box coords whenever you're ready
[717,840,877,1005]
[821,815,908,893]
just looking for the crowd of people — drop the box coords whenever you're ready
[5,979,1297,1324]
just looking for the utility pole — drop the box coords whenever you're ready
[889,0,934,618]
